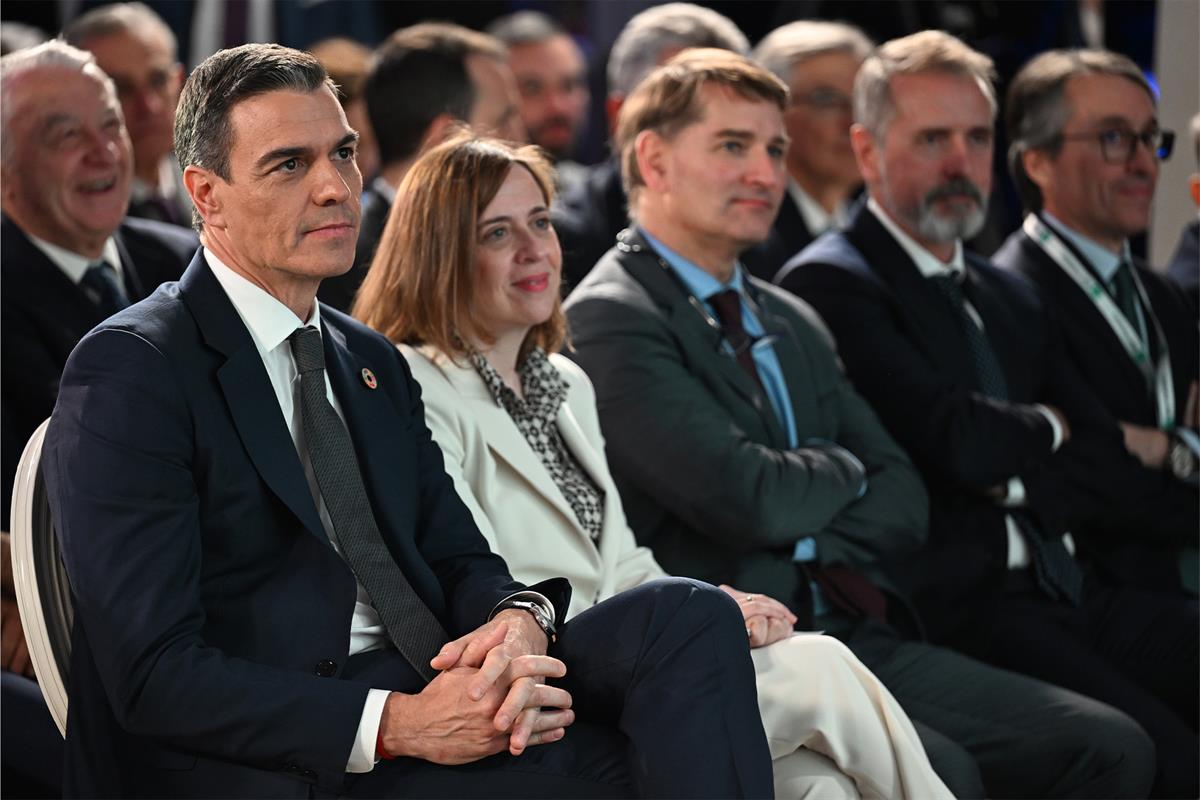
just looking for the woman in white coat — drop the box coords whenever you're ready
[353,134,952,800]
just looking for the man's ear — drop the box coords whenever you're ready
[1021,147,1054,193]
[605,94,625,138]
[850,123,880,186]
[184,165,224,229]
[634,129,668,193]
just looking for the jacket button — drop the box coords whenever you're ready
[315,659,338,677]
[301,769,317,781]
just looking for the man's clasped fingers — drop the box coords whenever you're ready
[468,645,566,702]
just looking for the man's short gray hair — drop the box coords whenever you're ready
[0,40,112,167]
[853,30,996,140]
[63,2,178,59]
[607,3,749,97]
[1004,49,1152,211]
[752,20,872,86]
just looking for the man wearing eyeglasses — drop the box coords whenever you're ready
[741,21,872,282]
[778,33,1198,797]
[994,49,1199,510]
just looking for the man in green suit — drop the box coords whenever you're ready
[563,46,1154,800]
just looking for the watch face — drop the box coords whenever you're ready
[1170,442,1196,479]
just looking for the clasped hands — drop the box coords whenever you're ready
[377,609,572,765]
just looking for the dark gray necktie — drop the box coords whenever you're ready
[929,275,1083,606]
[81,261,130,317]
[929,274,1009,400]
[708,289,765,393]
[1109,262,1141,331]
[289,326,447,680]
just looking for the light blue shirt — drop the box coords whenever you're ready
[641,230,798,448]
[1043,212,1148,348]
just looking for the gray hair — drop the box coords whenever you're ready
[0,40,113,167]
[607,3,749,97]
[1191,111,1200,165]
[752,20,873,86]
[486,10,564,47]
[63,2,178,59]
[853,30,996,140]
[1005,48,1152,211]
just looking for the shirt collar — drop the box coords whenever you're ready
[27,232,123,284]
[371,176,398,205]
[867,197,965,280]
[640,227,745,301]
[1041,212,1131,283]
[786,179,845,235]
[203,248,320,358]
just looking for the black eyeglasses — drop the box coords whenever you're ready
[1058,128,1175,164]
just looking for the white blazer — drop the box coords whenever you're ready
[401,344,951,799]
[401,345,665,619]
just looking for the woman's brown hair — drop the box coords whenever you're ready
[352,133,565,361]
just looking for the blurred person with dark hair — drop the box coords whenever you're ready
[554,3,750,292]
[781,32,1197,798]
[319,22,524,313]
[64,2,192,227]
[487,11,589,190]
[309,37,380,184]
[742,21,872,283]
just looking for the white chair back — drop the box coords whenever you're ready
[11,418,71,737]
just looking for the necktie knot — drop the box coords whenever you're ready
[81,260,130,316]
[289,326,325,375]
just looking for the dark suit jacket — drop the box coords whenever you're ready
[778,205,1150,647]
[317,186,391,313]
[553,158,627,294]
[563,228,929,627]
[740,192,816,285]
[0,214,196,527]
[993,223,1198,583]
[1164,219,1198,312]
[42,251,563,798]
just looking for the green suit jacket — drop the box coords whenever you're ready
[564,228,930,626]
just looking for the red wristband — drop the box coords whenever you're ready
[376,727,396,761]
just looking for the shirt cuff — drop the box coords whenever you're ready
[1002,476,1026,507]
[1174,427,1200,458]
[346,688,390,773]
[488,590,555,623]
[1032,404,1064,452]
[792,537,817,563]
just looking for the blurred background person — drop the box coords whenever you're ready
[1164,111,1199,310]
[309,36,380,183]
[65,2,192,227]
[554,2,750,292]
[744,20,873,282]
[319,22,523,312]
[488,10,590,191]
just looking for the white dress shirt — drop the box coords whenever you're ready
[204,250,389,772]
[786,180,848,237]
[28,233,125,293]
[866,200,1074,567]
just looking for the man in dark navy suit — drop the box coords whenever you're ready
[41,42,773,799]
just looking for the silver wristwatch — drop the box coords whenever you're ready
[1168,434,1198,482]
[498,599,557,642]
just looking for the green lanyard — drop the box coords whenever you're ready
[1024,214,1175,429]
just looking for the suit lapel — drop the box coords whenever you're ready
[180,251,327,543]
[1021,230,1147,390]
[753,290,814,443]
[113,229,148,301]
[2,215,107,329]
[621,231,778,423]
[431,354,586,536]
[845,208,978,386]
